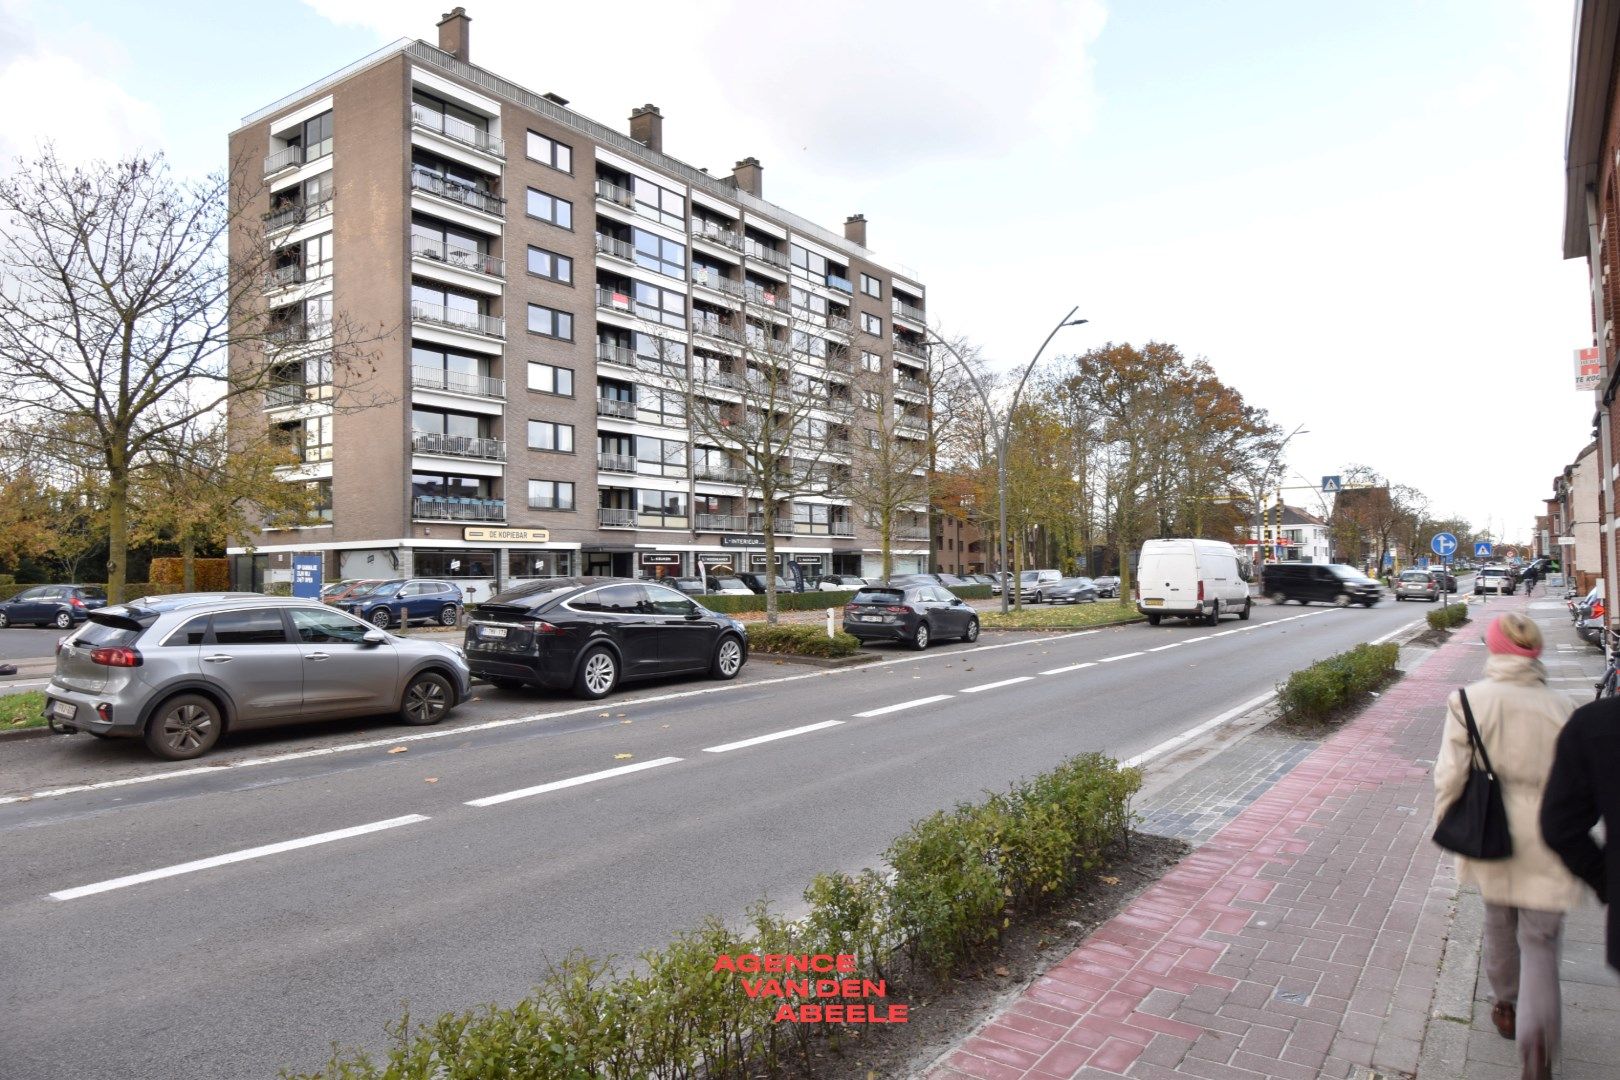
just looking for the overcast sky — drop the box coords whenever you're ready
[2,0,1592,544]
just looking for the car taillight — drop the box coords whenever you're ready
[89,646,142,667]
[1197,581,1205,602]
[530,621,565,636]
[884,605,913,614]
[69,596,84,608]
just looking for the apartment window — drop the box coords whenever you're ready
[526,187,573,228]
[526,130,573,173]
[302,233,333,281]
[633,229,686,279]
[632,176,684,228]
[861,351,882,372]
[413,91,488,140]
[308,479,333,522]
[508,550,574,578]
[634,331,685,373]
[412,217,487,266]
[301,110,333,161]
[637,489,689,528]
[793,503,833,534]
[636,436,687,477]
[412,408,484,439]
[411,282,483,331]
[527,246,573,283]
[790,244,827,278]
[528,303,574,340]
[792,331,827,358]
[412,473,491,499]
[636,386,686,426]
[274,415,332,463]
[411,345,488,392]
[528,480,576,510]
[860,273,882,298]
[527,361,574,396]
[790,286,828,317]
[634,281,685,328]
[528,420,575,453]
[861,312,882,335]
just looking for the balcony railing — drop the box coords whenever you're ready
[896,418,929,439]
[410,168,505,217]
[414,495,505,522]
[893,337,928,359]
[696,367,745,390]
[596,286,634,314]
[747,514,795,536]
[895,526,930,541]
[264,145,305,176]
[410,365,504,399]
[596,341,636,367]
[596,397,636,419]
[266,320,330,347]
[825,273,853,294]
[411,302,504,339]
[826,314,852,333]
[693,315,745,343]
[594,233,635,261]
[743,283,790,311]
[829,521,856,537]
[892,298,926,323]
[262,382,331,410]
[595,179,636,210]
[410,103,505,157]
[895,375,928,397]
[694,220,744,251]
[693,269,744,298]
[411,430,506,461]
[598,452,637,474]
[411,235,504,278]
[599,507,637,528]
[696,513,749,533]
[267,263,304,289]
[794,521,856,537]
[744,241,789,269]
[695,464,750,484]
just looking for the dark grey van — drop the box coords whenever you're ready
[1260,562,1382,607]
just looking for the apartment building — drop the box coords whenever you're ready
[226,9,932,602]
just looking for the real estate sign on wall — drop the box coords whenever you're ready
[1576,346,1601,390]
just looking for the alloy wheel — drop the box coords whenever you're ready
[717,638,742,676]
[403,677,448,724]
[583,652,616,696]
[161,703,214,755]
[54,611,72,629]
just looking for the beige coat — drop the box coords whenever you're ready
[1432,653,1587,912]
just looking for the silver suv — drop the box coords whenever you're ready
[43,594,471,760]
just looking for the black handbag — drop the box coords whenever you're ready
[1433,689,1513,859]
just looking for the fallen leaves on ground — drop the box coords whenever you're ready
[387,746,408,755]
[614,753,633,760]
[1101,875,1120,886]
[424,777,438,783]
[993,965,1010,977]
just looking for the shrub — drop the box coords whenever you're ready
[744,624,860,658]
[1426,603,1470,631]
[700,589,856,614]
[149,557,231,591]
[1276,642,1400,723]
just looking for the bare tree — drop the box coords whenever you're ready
[846,362,931,580]
[0,149,385,600]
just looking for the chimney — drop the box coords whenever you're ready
[543,92,569,107]
[437,7,471,63]
[844,213,867,246]
[732,157,763,198]
[629,104,663,153]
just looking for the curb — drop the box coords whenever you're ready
[1416,883,1484,1080]
[753,651,881,668]
[0,725,53,742]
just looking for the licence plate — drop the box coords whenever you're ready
[1144,599,1164,607]
[51,700,75,721]
[860,615,884,622]
[479,626,508,639]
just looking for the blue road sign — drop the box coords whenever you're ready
[291,555,324,599]
[1474,541,1494,559]
[1322,475,1342,493]
[1431,532,1458,558]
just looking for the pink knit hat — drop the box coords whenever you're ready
[1485,616,1540,658]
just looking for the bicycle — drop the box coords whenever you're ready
[1595,629,1620,700]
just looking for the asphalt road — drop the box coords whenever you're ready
[0,624,63,663]
[0,596,1438,1080]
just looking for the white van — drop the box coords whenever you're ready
[1017,569,1063,602]
[1135,539,1252,625]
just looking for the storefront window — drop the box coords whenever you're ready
[507,551,574,579]
[413,549,497,578]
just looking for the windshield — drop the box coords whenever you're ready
[1328,564,1374,582]
[1400,572,1430,582]
[711,578,747,590]
[346,580,394,597]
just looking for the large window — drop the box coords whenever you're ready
[415,550,499,578]
[302,233,333,281]
[636,386,686,426]
[860,312,882,335]
[412,217,488,267]
[861,350,883,372]
[412,408,485,439]
[412,473,492,498]
[527,362,574,396]
[634,281,685,327]
[528,480,576,510]
[634,331,685,374]
[308,479,333,522]
[527,245,573,283]
[636,436,687,477]
[412,345,489,393]
[791,286,828,318]
[275,415,332,463]
[637,489,689,528]
[633,229,685,279]
[792,331,827,358]
[300,110,333,161]
[526,187,573,228]
[413,91,489,145]
[528,303,574,340]
[790,243,827,279]
[508,550,574,578]
[412,282,483,329]
[528,420,574,453]
[526,130,573,173]
[860,273,882,298]
[632,176,684,228]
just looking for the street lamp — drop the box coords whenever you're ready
[927,307,1089,614]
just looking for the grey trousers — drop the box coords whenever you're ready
[1483,903,1564,1080]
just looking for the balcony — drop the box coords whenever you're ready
[743,283,790,312]
[596,286,634,315]
[410,169,504,217]
[410,103,505,157]
[411,235,504,278]
[747,513,795,536]
[595,179,636,210]
[411,365,504,399]
[598,452,637,474]
[893,337,928,360]
[692,315,745,344]
[696,513,748,533]
[827,315,852,334]
[596,397,636,420]
[262,382,330,410]
[696,367,745,391]
[693,269,745,299]
[695,463,750,485]
[414,495,505,522]
[594,233,635,262]
[894,526,930,541]
[266,320,330,347]
[892,298,926,324]
[744,241,789,269]
[795,521,856,537]
[266,263,305,290]
[596,341,636,368]
[830,521,856,537]
[896,418,929,439]
[411,302,504,339]
[895,374,928,397]
[599,507,636,528]
[411,430,506,461]
[263,145,305,177]
[694,220,744,252]
[825,273,853,294]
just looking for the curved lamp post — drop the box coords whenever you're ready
[926,307,1089,614]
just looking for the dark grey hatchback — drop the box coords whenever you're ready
[842,583,980,650]
[464,577,748,699]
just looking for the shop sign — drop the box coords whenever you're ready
[640,553,682,566]
[719,535,766,547]
[463,527,550,543]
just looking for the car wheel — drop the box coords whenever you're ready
[400,671,453,725]
[143,694,223,760]
[1206,600,1221,626]
[1334,593,1352,608]
[962,617,980,643]
[487,678,526,691]
[1147,613,1161,625]
[53,611,72,629]
[369,607,392,629]
[912,621,931,650]
[711,635,744,680]
[1239,600,1252,621]
[574,647,619,699]
[438,604,458,627]
[1269,591,1288,605]
[0,611,8,628]
[1030,591,1042,604]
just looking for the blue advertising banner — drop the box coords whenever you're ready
[291,555,323,599]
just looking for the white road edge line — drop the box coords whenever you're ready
[465,757,683,807]
[1121,690,1279,770]
[49,814,429,902]
[960,677,1034,694]
[1039,662,1096,676]
[1147,643,1182,652]
[702,721,843,753]
[1098,652,1144,663]
[1370,619,1424,646]
[854,694,953,718]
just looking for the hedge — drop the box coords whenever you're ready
[1426,603,1470,631]
[285,753,1141,1080]
[149,557,231,591]
[1276,642,1400,723]
[700,583,990,615]
[745,624,861,658]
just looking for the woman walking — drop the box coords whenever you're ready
[1433,613,1588,1080]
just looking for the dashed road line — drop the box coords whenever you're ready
[1098,652,1144,663]
[465,757,683,807]
[1039,662,1096,676]
[1148,643,1182,652]
[702,721,843,753]
[961,677,1034,694]
[853,694,953,718]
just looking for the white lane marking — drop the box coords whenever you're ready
[1121,690,1278,770]
[1098,652,1143,663]
[465,757,682,807]
[49,814,429,902]
[961,677,1034,694]
[854,694,953,718]
[1209,629,1241,638]
[1039,662,1096,676]
[1370,619,1424,645]
[703,721,843,753]
[1148,643,1182,652]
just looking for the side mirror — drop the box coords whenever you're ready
[362,630,387,645]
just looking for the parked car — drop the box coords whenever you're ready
[842,583,980,649]
[1092,575,1121,598]
[968,574,998,588]
[986,572,1011,596]
[1259,562,1382,607]
[0,585,108,629]
[465,577,747,698]
[1515,557,1553,581]
[814,575,868,591]
[43,595,470,760]
[1474,567,1517,595]
[1042,577,1100,604]
[662,577,709,596]
[334,579,463,628]
[736,572,794,595]
[1137,540,1254,624]
[1017,569,1064,602]
[322,578,385,606]
[1394,570,1440,602]
[1425,567,1458,592]
[704,576,754,596]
